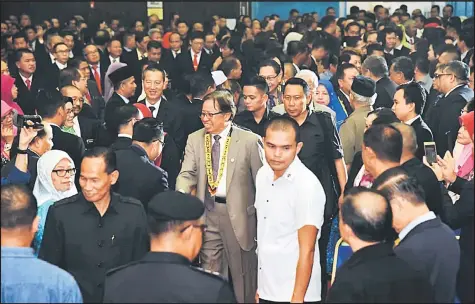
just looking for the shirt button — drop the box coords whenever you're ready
[97,262,103,268]
[98,222,103,228]
[266,200,269,202]
[97,240,104,247]
[272,184,274,186]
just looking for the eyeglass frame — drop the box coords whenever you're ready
[52,168,76,177]
[258,73,280,82]
[433,73,454,79]
[200,111,224,119]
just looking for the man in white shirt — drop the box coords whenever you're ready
[255,116,325,303]
[107,38,123,64]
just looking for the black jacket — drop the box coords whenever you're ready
[345,151,364,192]
[409,116,434,160]
[394,218,460,303]
[426,85,473,156]
[103,252,236,303]
[374,76,397,109]
[78,115,102,149]
[104,92,128,130]
[15,73,47,115]
[50,124,85,173]
[327,243,434,303]
[173,50,213,92]
[394,46,411,58]
[110,136,132,151]
[114,144,168,210]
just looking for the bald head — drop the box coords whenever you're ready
[392,122,417,156]
[341,187,393,242]
[60,85,81,96]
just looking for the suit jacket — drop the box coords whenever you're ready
[426,85,474,156]
[327,243,434,303]
[394,46,411,58]
[15,73,47,115]
[104,92,128,129]
[345,151,364,192]
[110,136,132,151]
[409,116,434,160]
[48,63,61,90]
[176,125,264,250]
[174,50,213,92]
[87,79,106,121]
[114,144,168,210]
[78,115,101,149]
[462,48,474,66]
[50,124,85,176]
[395,218,460,303]
[375,76,397,109]
[88,62,107,95]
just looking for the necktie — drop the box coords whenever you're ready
[85,92,92,105]
[149,106,156,117]
[212,135,221,181]
[268,95,276,109]
[25,79,31,90]
[92,65,102,95]
[112,58,117,63]
[193,53,199,71]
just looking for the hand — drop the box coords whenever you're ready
[18,125,39,150]
[213,56,223,71]
[255,291,259,303]
[423,156,443,181]
[436,151,457,183]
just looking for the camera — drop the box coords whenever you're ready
[12,112,44,130]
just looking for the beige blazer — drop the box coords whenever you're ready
[176,125,264,251]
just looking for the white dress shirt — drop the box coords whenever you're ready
[255,156,325,302]
[211,123,232,198]
[145,98,162,118]
[172,49,181,58]
[461,50,469,62]
[117,93,130,104]
[190,49,202,66]
[69,50,74,58]
[56,61,67,70]
[399,211,436,241]
[117,133,132,139]
[20,73,33,88]
[109,55,120,64]
[137,48,147,61]
[405,115,421,125]
[72,116,81,137]
[385,48,395,55]
[416,28,424,38]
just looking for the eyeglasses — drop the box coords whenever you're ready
[56,49,69,54]
[434,73,453,79]
[52,168,76,177]
[259,74,279,81]
[155,137,165,148]
[179,224,208,233]
[200,111,223,119]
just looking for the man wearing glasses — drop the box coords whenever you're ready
[259,60,284,110]
[103,191,236,303]
[426,61,474,156]
[177,90,263,303]
[49,42,70,89]
[114,118,168,210]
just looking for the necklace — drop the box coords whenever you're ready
[204,127,232,196]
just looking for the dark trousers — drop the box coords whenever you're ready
[318,221,331,300]
[259,299,321,304]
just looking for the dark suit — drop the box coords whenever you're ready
[88,63,107,96]
[409,116,433,160]
[394,46,411,58]
[48,62,61,90]
[110,136,132,151]
[174,50,213,92]
[395,217,460,303]
[87,79,106,121]
[375,76,397,109]
[426,85,474,156]
[442,178,474,303]
[78,115,101,149]
[114,144,168,211]
[104,92,129,130]
[33,45,52,77]
[400,158,443,216]
[15,73,47,115]
[345,151,364,192]
[50,124,85,179]
[327,243,434,303]
[174,97,205,140]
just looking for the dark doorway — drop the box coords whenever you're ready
[163,1,240,27]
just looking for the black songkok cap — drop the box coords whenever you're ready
[351,75,376,97]
[108,65,134,85]
[148,191,204,221]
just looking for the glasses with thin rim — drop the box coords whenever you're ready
[200,112,223,119]
[433,73,453,79]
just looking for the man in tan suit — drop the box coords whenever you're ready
[176,90,264,303]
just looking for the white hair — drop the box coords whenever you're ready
[296,69,319,90]
[350,90,375,106]
[148,28,162,37]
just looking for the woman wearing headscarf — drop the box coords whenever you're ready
[317,80,347,131]
[1,74,24,115]
[32,150,77,255]
[104,62,128,103]
[1,100,18,167]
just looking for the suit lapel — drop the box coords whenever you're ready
[226,128,240,194]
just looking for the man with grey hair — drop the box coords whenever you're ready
[339,76,375,169]
[148,28,162,43]
[362,55,397,109]
[426,61,474,156]
[273,70,337,125]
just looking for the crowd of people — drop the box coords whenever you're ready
[1,3,474,303]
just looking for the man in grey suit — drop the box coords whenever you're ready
[177,90,264,303]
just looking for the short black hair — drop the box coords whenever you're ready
[132,117,165,144]
[378,26,397,45]
[35,89,68,119]
[283,77,309,95]
[368,107,400,125]
[114,104,139,132]
[459,30,474,49]
[264,115,301,143]
[287,41,309,58]
[93,29,111,45]
[415,57,430,75]
[391,56,414,81]
[363,124,403,163]
[319,15,336,30]
[189,31,205,41]
[414,14,426,23]
[59,30,75,39]
[312,37,328,51]
[243,75,269,94]
[52,42,68,53]
[189,71,214,97]
[12,32,27,43]
[135,31,148,44]
[146,40,162,51]
[259,59,281,76]
[396,82,426,115]
[341,187,393,242]
[1,184,37,229]
[431,5,440,14]
[83,147,117,174]
[59,67,81,89]
[366,43,384,56]
[14,48,34,62]
[290,9,299,15]
[375,170,426,205]
[219,56,240,77]
[335,62,357,81]
[345,21,362,33]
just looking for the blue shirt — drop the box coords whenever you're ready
[0,166,30,185]
[1,247,83,303]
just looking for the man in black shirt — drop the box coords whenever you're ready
[234,76,280,137]
[39,147,149,303]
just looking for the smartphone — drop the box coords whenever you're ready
[446,130,454,153]
[424,142,438,164]
[12,113,44,130]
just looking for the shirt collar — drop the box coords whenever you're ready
[124,47,133,52]
[141,251,191,265]
[395,43,403,50]
[339,89,350,102]
[145,97,162,109]
[445,84,464,97]
[211,122,232,138]
[191,49,201,58]
[399,211,436,241]
[385,48,394,55]
[405,115,420,125]
[109,55,120,63]
[118,133,132,139]
[82,192,120,215]
[1,246,35,258]
[461,50,469,60]
[20,73,33,83]
[56,61,67,70]
[117,93,130,104]
[263,156,303,183]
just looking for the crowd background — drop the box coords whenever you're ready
[1,2,474,304]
